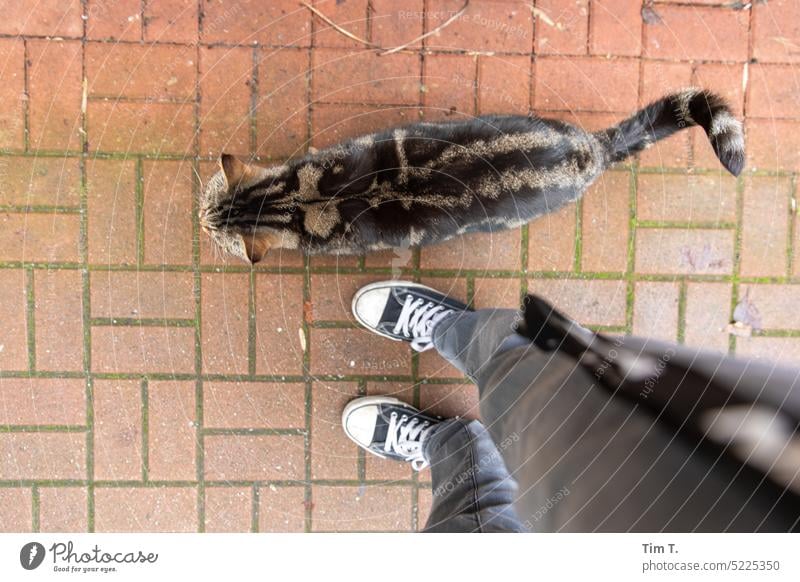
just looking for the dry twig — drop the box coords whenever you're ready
[300,0,471,56]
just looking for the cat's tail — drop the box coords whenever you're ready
[595,88,744,176]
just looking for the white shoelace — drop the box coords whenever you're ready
[392,294,455,352]
[384,412,434,471]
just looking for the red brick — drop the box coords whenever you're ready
[748,64,800,119]
[527,278,627,326]
[313,0,368,48]
[535,0,589,55]
[0,433,86,480]
[39,487,88,532]
[87,159,137,265]
[309,274,377,321]
[417,487,433,530]
[204,434,304,480]
[255,274,305,375]
[91,271,195,320]
[0,0,82,36]
[200,46,252,157]
[736,337,800,366]
[35,269,84,371]
[0,488,31,532]
[424,52,476,119]
[204,382,305,429]
[310,254,361,270]
[635,229,734,275]
[364,247,412,270]
[201,0,311,46]
[746,119,800,173]
[794,213,800,278]
[694,63,745,117]
[372,0,424,48]
[528,203,576,272]
[311,104,420,149]
[0,213,81,263]
[637,172,737,224]
[201,273,250,376]
[418,350,465,380]
[94,487,197,532]
[644,5,749,61]
[581,170,630,272]
[473,277,521,309]
[740,176,791,278]
[311,328,412,376]
[88,43,196,102]
[534,57,639,112]
[640,61,692,106]
[145,0,199,43]
[148,381,196,481]
[425,0,532,53]
[0,378,85,425]
[91,326,195,374]
[205,487,251,532]
[738,285,800,330]
[311,382,359,479]
[313,49,420,105]
[312,485,412,531]
[420,230,521,271]
[0,270,27,371]
[142,160,194,265]
[684,282,731,353]
[753,0,800,63]
[0,157,81,207]
[420,383,480,420]
[590,0,641,57]
[27,40,83,151]
[477,55,531,114]
[93,380,142,481]
[632,281,680,342]
[86,0,142,40]
[364,382,414,481]
[0,39,25,149]
[259,485,306,532]
[257,48,309,160]
[88,101,196,155]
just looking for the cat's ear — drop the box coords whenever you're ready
[220,154,261,190]
[239,231,273,264]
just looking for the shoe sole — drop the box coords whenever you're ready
[341,395,419,460]
[350,280,444,342]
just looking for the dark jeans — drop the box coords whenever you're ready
[422,309,799,532]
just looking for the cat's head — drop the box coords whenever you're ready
[199,154,283,264]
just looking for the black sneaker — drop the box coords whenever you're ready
[341,396,442,471]
[351,281,470,352]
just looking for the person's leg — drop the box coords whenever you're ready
[341,395,526,533]
[422,418,526,532]
[431,308,523,383]
[346,281,526,532]
[348,280,799,531]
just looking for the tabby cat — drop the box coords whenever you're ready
[200,89,744,263]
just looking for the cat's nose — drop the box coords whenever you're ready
[199,214,211,234]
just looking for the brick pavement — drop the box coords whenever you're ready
[1,0,799,532]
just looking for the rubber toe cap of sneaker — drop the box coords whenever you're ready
[352,287,391,329]
[344,405,378,448]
